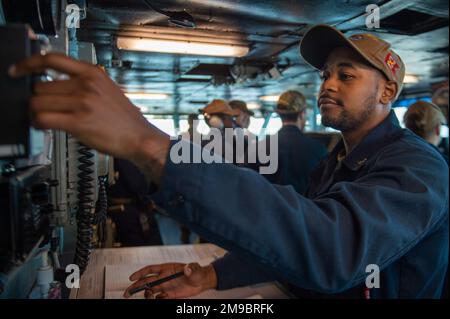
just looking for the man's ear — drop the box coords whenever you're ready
[380,81,398,105]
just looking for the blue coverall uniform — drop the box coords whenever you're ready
[153,111,449,298]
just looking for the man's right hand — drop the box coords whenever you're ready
[9,53,171,184]
[124,262,218,299]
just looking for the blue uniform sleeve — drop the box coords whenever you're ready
[212,253,277,290]
[152,140,449,293]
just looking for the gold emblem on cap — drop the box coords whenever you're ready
[384,52,400,76]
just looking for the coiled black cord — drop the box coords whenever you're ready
[94,175,108,245]
[73,144,95,275]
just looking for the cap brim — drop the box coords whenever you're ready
[300,24,373,71]
[199,109,241,117]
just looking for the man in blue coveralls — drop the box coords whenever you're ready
[258,90,328,193]
[9,25,449,298]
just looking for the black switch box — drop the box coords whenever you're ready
[0,24,38,159]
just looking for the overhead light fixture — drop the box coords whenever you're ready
[125,92,170,100]
[117,37,249,57]
[259,95,279,102]
[403,74,420,84]
[247,102,261,110]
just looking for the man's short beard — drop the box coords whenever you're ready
[321,91,378,132]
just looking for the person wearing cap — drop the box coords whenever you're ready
[228,100,259,165]
[404,100,449,299]
[200,99,250,165]
[276,91,309,130]
[200,99,240,131]
[404,100,448,163]
[229,100,253,129]
[171,101,239,245]
[255,90,328,193]
[10,24,448,298]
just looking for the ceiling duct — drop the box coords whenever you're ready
[184,63,235,85]
[230,62,281,84]
[379,9,448,35]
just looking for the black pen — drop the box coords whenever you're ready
[128,271,185,296]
